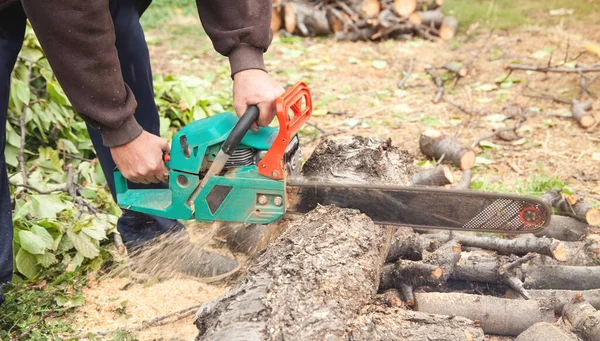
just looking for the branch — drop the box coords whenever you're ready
[507,64,600,74]
[10,306,56,341]
[397,57,414,88]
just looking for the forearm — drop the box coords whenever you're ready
[20,0,142,147]
[196,0,273,76]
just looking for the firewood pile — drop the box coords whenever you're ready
[195,136,600,340]
[271,0,458,41]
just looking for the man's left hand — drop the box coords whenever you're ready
[233,69,285,131]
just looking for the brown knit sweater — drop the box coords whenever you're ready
[11,0,272,147]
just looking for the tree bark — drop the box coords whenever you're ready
[195,206,391,340]
[506,289,600,314]
[562,293,600,341]
[515,322,578,341]
[284,2,331,37]
[414,292,555,336]
[439,16,458,40]
[410,165,454,186]
[419,129,476,170]
[571,99,596,128]
[523,264,600,290]
[349,305,485,341]
[534,215,589,241]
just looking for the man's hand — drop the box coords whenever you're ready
[233,69,285,131]
[110,131,170,184]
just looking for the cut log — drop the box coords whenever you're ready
[414,292,555,336]
[419,129,476,170]
[362,0,381,18]
[562,293,600,340]
[454,234,567,262]
[411,9,444,27]
[515,322,578,341]
[506,289,600,314]
[523,264,600,290]
[571,99,596,128]
[349,305,485,341]
[386,226,433,262]
[542,190,600,226]
[271,4,283,32]
[410,165,454,186]
[195,206,392,340]
[284,2,331,37]
[530,240,600,266]
[443,62,468,77]
[439,16,458,40]
[534,215,589,241]
[393,0,417,17]
[571,200,600,226]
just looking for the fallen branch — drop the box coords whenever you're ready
[507,289,600,315]
[414,292,555,336]
[419,128,476,170]
[507,64,600,74]
[425,67,444,103]
[562,293,600,340]
[534,215,588,241]
[571,99,596,128]
[410,165,454,186]
[397,57,414,88]
[522,264,600,290]
[515,322,578,341]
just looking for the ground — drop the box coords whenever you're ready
[67,2,600,340]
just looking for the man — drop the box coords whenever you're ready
[0,0,283,305]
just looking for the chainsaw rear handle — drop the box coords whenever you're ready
[258,81,312,180]
[222,105,260,155]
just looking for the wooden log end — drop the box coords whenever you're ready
[578,114,596,128]
[362,0,382,18]
[460,150,476,170]
[439,16,458,40]
[423,128,443,139]
[394,0,417,17]
[587,208,600,226]
[552,242,568,262]
[271,7,282,32]
[431,266,443,279]
[408,12,422,25]
[284,3,296,34]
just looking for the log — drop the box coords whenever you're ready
[410,165,454,186]
[506,289,600,314]
[386,226,433,262]
[284,2,331,37]
[542,190,600,226]
[571,200,600,226]
[563,293,600,341]
[419,129,476,170]
[393,0,417,17]
[534,215,589,241]
[349,305,485,341]
[271,1,283,33]
[439,15,458,40]
[414,292,555,336]
[362,0,381,18]
[454,169,472,189]
[523,264,600,290]
[410,9,444,27]
[382,288,404,307]
[515,322,578,341]
[194,205,391,340]
[530,240,600,266]
[455,234,567,261]
[571,99,596,128]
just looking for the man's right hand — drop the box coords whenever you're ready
[110,131,170,184]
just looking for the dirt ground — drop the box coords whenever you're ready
[69,17,600,340]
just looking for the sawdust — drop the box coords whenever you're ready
[301,136,416,185]
[68,276,228,340]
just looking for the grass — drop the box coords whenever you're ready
[444,0,600,30]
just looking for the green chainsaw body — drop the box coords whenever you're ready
[115,112,287,223]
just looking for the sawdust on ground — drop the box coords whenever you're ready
[69,276,228,340]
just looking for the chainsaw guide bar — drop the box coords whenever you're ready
[286,180,551,233]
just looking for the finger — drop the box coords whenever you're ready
[144,175,160,184]
[257,101,276,127]
[251,122,259,132]
[234,102,247,118]
[158,138,170,153]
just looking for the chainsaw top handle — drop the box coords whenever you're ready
[258,81,312,179]
[222,105,260,155]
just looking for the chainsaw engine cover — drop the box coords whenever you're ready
[115,112,292,223]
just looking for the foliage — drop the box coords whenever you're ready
[3,25,232,339]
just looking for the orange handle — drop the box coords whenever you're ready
[258,82,312,179]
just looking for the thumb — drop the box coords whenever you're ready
[158,137,170,153]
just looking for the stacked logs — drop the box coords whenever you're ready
[272,0,459,41]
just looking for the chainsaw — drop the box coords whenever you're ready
[114,82,550,233]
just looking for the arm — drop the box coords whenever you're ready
[195,0,273,76]
[20,0,141,147]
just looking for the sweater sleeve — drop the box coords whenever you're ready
[195,0,273,76]
[20,0,142,147]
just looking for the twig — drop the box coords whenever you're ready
[10,307,56,341]
[507,64,600,74]
[504,253,536,272]
[9,182,66,194]
[471,108,526,148]
[443,98,489,116]
[425,67,444,103]
[397,57,414,88]
[523,92,571,105]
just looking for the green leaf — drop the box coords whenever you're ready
[10,78,30,110]
[35,252,58,268]
[31,225,54,248]
[56,294,85,308]
[16,248,40,279]
[19,46,44,62]
[82,225,107,241]
[592,152,600,161]
[372,60,388,70]
[19,230,48,255]
[30,194,71,218]
[67,229,99,259]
